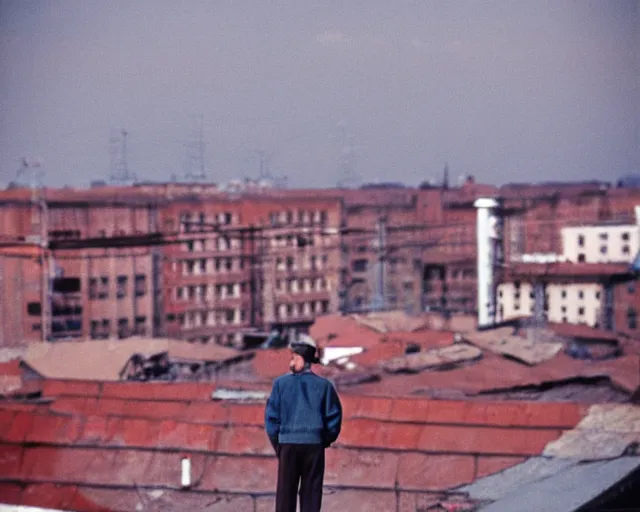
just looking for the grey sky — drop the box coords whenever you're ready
[1,0,638,188]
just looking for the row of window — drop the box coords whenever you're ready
[276,300,329,319]
[178,257,242,276]
[90,317,147,339]
[275,254,328,272]
[175,283,246,302]
[501,287,600,301]
[171,308,245,328]
[577,231,631,246]
[32,317,147,338]
[269,210,328,227]
[181,236,241,253]
[179,211,236,232]
[89,275,147,300]
[276,277,328,293]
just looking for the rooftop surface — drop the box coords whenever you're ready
[1,312,639,511]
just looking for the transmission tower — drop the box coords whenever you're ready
[109,129,137,185]
[333,121,360,188]
[184,115,207,182]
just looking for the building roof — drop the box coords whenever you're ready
[0,377,590,511]
[22,339,243,381]
[503,262,634,279]
[464,456,640,512]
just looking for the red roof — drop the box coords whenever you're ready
[0,378,587,511]
[504,262,633,278]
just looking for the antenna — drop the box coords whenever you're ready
[184,114,207,182]
[333,121,360,189]
[16,157,45,201]
[109,129,137,185]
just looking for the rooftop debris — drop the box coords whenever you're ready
[463,328,563,365]
[332,369,380,388]
[381,344,482,374]
[474,376,630,403]
[321,347,365,366]
[543,404,640,460]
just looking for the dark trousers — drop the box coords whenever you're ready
[276,443,325,512]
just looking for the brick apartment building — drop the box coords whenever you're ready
[0,187,160,346]
[3,177,640,348]
[160,194,342,345]
[0,184,342,347]
[260,176,497,316]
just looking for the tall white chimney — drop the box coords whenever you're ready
[474,198,501,328]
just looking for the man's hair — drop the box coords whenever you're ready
[290,343,318,364]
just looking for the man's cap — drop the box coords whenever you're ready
[289,334,319,364]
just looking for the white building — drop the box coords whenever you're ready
[497,281,603,327]
[496,220,639,328]
[561,223,638,264]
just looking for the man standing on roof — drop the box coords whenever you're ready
[265,334,342,512]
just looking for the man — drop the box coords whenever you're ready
[264,334,342,512]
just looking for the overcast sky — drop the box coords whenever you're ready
[1,0,638,188]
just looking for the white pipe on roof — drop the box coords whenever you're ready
[475,198,500,328]
[181,456,191,488]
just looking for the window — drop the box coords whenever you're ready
[118,318,129,338]
[578,307,585,316]
[577,235,585,247]
[92,277,109,299]
[135,275,147,297]
[578,290,584,300]
[578,253,586,263]
[27,302,41,316]
[595,291,601,300]
[629,282,636,294]
[599,232,608,241]
[627,307,637,330]
[561,306,567,313]
[352,259,368,272]
[90,320,100,339]
[116,276,128,299]
[561,290,567,299]
[623,245,630,255]
[622,232,630,241]
[186,240,194,252]
[600,245,608,255]
[53,277,81,294]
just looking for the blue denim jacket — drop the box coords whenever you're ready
[265,370,342,448]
